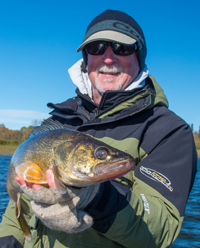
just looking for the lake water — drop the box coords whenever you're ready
[0,156,199,247]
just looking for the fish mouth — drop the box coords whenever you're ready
[60,157,135,188]
[92,158,135,183]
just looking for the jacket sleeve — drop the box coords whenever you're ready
[85,118,197,248]
[0,194,32,248]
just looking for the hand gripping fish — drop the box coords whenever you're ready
[7,121,135,241]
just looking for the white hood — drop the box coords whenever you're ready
[68,59,149,99]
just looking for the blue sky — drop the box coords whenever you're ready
[0,1,199,131]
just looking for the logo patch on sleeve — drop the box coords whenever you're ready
[140,166,173,192]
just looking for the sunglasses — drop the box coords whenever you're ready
[85,41,137,56]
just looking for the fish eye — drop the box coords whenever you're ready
[94,147,109,160]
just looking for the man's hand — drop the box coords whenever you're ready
[15,168,100,233]
[15,169,56,190]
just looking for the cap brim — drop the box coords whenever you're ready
[77,30,137,52]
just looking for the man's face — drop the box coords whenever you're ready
[86,44,140,104]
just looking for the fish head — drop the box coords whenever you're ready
[53,134,135,187]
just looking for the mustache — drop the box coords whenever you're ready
[96,65,124,74]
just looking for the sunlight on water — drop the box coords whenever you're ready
[0,156,199,247]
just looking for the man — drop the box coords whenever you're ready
[0,9,197,248]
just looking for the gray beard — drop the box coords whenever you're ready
[94,64,124,94]
[95,78,123,94]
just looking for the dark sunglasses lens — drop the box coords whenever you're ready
[86,41,106,55]
[113,43,136,55]
[86,41,137,56]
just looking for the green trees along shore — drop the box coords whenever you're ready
[0,124,33,155]
[0,123,199,157]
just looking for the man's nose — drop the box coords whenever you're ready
[102,46,117,64]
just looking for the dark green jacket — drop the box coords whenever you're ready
[0,76,197,248]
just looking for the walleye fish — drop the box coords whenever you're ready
[7,122,135,241]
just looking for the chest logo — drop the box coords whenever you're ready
[140,166,173,192]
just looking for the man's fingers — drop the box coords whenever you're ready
[16,169,56,190]
[15,176,42,190]
[15,176,26,186]
[46,169,56,189]
[26,181,33,189]
[32,183,42,191]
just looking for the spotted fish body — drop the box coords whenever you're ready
[7,126,135,241]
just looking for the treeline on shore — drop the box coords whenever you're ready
[0,124,33,146]
[193,132,200,156]
[0,123,200,157]
[191,124,200,156]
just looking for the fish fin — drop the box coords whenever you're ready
[16,193,21,218]
[20,198,30,215]
[52,165,68,194]
[29,119,66,137]
[15,193,32,241]
[15,161,47,184]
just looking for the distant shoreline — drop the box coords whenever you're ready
[0,145,18,156]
